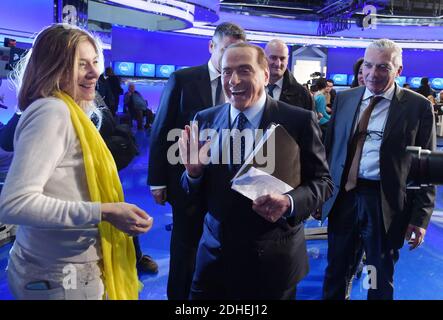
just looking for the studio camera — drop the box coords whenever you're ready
[407,146,443,188]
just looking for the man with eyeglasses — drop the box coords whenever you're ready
[322,39,436,300]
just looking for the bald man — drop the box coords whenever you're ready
[264,39,313,111]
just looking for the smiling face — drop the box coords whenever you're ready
[221,46,269,112]
[61,40,100,104]
[264,40,288,83]
[363,48,402,95]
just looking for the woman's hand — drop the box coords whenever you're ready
[101,202,153,236]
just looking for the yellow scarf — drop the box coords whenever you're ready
[55,91,139,300]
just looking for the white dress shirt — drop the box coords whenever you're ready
[268,77,284,100]
[357,84,396,180]
[208,60,225,105]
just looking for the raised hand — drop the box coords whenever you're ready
[178,122,211,178]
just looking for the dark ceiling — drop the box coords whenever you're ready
[220,1,443,24]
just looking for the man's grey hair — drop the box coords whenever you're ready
[366,39,403,68]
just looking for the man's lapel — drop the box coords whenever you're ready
[258,95,279,130]
[208,104,230,165]
[344,87,366,143]
[382,85,407,142]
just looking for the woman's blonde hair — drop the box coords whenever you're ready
[11,23,103,111]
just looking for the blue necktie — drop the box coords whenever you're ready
[232,112,248,172]
[267,84,277,98]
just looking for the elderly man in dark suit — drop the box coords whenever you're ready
[178,42,333,299]
[264,39,313,111]
[322,39,436,300]
[148,22,246,300]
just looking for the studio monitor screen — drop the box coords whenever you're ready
[430,78,443,90]
[329,74,348,86]
[136,63,155,77]
[407,77,422,89]
[114,61,135,77]
[155,64,175,78]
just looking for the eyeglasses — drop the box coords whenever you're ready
[366,130,384,141]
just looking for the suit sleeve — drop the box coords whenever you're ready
[323,92,339,159]
[408,100,436,229]
[287,111,334,223]
[148,73,181,186]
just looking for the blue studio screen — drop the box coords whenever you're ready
[156,64,175,78]
[407,77,422,89]
[114,61,135,77]
[330,74,348,86]
[136,63,155,77]
[430,78,443,90]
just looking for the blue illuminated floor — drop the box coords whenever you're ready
[1,130,443,300]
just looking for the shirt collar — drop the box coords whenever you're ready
[274,77,284,89]
[208,60,219,82]
[230,91,267,128]
[363,82,396,102]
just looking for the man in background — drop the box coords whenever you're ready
[105,66,123,115]
[264,39,313,111]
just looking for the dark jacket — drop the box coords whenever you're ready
[148,63,213,206]
[182,97,333,299]
[323,85,436,249]
[279,69,314,111]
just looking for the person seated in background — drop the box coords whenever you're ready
[0,23,153,300]
[123,83,151,130]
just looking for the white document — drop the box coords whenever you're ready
[231,166,293,200]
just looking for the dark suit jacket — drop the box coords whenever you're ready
[182,97,333,299]
[279,69,314,111]
[322,85,436,249]
[148,64,213,207]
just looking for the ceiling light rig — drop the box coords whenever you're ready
[317,0,387,36]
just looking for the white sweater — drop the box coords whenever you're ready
[0,97,102,266]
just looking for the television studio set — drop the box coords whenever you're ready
[1,0,443,307]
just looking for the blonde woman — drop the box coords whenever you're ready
[0,24,153,300]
